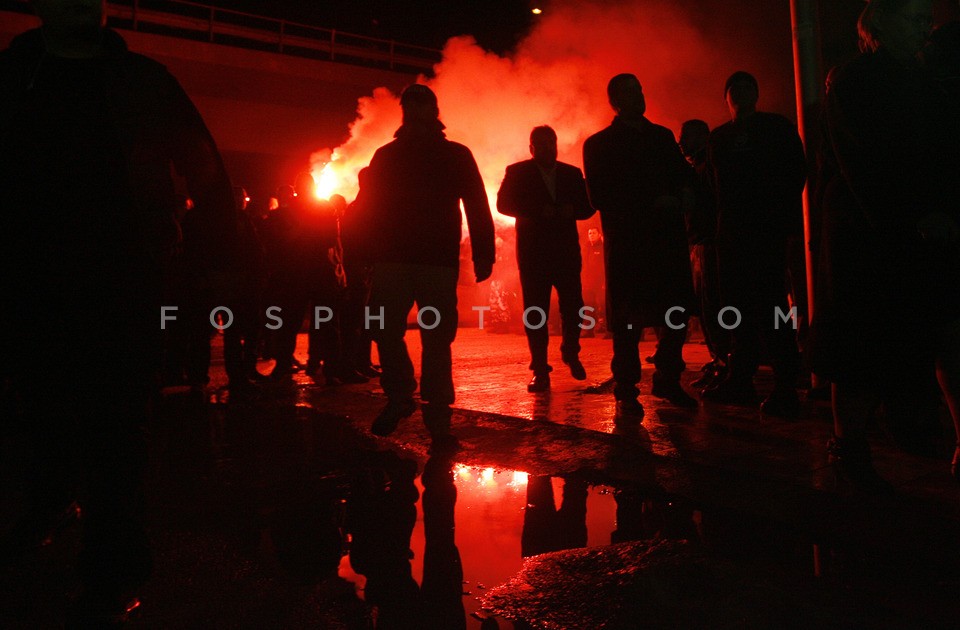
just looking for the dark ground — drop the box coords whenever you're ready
[2,327,959,629]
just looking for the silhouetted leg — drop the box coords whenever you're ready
[370,264,417,402]
[611,324,643,401]
[76,385,152,602]
[652,324,687,385]
[519,269,552,375]
[554,269,584,363]
[521,476,559,557]
[415,265,458,434]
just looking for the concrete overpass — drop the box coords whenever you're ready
[1,2,434,200]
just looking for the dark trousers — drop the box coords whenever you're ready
[273,270,341,374]
[9,306,157,600]
[519,266,584,375]
[718,240,800,389]
[611,322,686,401]
[691,242,730,362]
[369,263,459,431]
[223,280,263,382]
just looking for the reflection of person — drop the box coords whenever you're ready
[583,73,698,419]
[355,84,495,451]
[0,0,235,622]
[810,0,960,488]
[520,475,588,557]
[701,71,806,418]
[347,452,465,629]
[497,125,595,393]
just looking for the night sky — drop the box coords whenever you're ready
[220,0,537,53]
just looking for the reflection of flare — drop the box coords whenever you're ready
[453,466,529,501]
[313,163,339,200]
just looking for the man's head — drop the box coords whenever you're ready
[607,73,646,119]
[293,172,316,200]
[529,125,558,169]
[587,227,602,245]
[31,0,105,40]
[724,71,759,120]
[858,0,933,61]
[400,83,440,125]
[679,119,710,163]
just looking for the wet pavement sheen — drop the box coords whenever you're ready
[2,328,960,628]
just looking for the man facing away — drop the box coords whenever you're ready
[497,125,595,393]
[583,73,699,420]
[0,0,236,623]
[353,84,495,452]
[701,71,806,418]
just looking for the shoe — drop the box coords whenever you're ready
[691,363,725,389]
[66,591,142,629]
[826,436,893,495]
[615,398,645,419]
[564,357,587,381]
[651,382,698,408]
[760,388,801,419]
[371,399,417,436]
[952,444,960,482]
[700,378,758,405]
[527,373,551,393]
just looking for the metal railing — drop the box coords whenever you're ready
[2,0,441,74]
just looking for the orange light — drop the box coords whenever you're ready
[314,163,339,200]
[532,7,542,14]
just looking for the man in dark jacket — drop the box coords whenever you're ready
[583,73,698,419]
[354,84,495,450]
[497,125,595,392]
[701,71,806,418]
[0,0,235,622]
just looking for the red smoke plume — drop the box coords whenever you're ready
[310,0,795,221]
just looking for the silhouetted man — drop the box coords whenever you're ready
[497,125,595,392]
[702,71,806,418]
[0,0,235,623]
[583,73,698,419]
[354,84,495,451]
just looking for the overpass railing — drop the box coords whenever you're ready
[1,0,441,74]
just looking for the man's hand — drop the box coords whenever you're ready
[474,260,493,283]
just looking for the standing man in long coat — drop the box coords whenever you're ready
[497,125,595,393]
[583,73,698,419]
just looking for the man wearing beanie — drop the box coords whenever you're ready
[353,83,495,451]
[701,71,807,417]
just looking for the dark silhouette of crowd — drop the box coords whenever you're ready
[1,0,959,625]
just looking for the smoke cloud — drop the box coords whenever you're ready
[310,0,795,221]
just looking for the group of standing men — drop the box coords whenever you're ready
[358,68,807,444]
[0,0,808,619]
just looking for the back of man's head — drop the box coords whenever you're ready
[607,73,645,117]
[400,84,440,124]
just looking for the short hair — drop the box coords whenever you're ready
[857,0,931,52]
[530,125,557,144]
[399,83,438,110]
[724,71,758,96]
[607,73,640,103]
[680,119,710,136]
